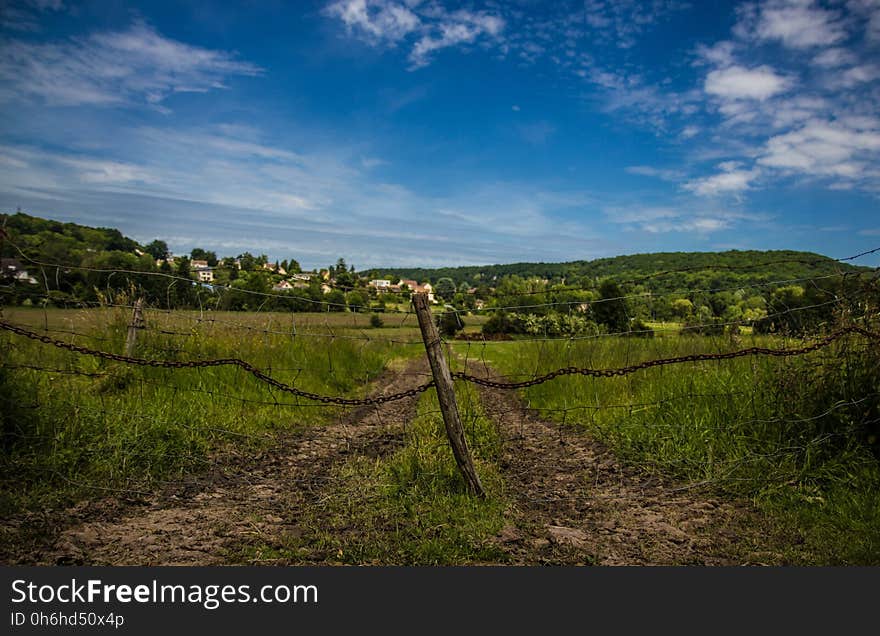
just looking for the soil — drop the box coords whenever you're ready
[2,358,791,566]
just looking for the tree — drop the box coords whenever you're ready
[671,298,694,320]
[325,289,346,312]
[346,290,367,312]
[591,280,629,333]
[237,252,257,271]
[435,277,456,300]
[145,239,169,260]
[190,248,218,266]
[437,307,464,337]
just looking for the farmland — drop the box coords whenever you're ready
[2,301,878,565]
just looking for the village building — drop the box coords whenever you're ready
[398,279,435,303]
[272,280,294,292]
[0,258,38,284]
[368,279,392,292]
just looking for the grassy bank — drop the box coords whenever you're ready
[454,329,880,564]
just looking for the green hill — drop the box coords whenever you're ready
[367,249,868,294]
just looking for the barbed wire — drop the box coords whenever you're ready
[450,326,880,389]
[0,319,435,406]
[3,318,877,401]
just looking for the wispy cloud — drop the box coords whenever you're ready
[582,0,690,49]
[736,0,847,49]
[1,0,64,32]
[684,162,760,197]
[0,122,605,267]
[0,20,262,108]
[323,0,505,69]
[603,205,759,235]
[625,165,684,181]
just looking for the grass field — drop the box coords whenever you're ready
[2,306,878,564]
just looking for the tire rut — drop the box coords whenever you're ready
[22,358,430,566]
[472,366,787,565]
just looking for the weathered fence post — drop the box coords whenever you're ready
[125,297,145,357]
[412,292,485,497]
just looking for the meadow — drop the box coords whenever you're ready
[1,305,878,564]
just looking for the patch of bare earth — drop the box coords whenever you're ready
[475,371,791,565]
[4,359,429,566]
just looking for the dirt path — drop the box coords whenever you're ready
[4,357,789,566]
[11,359,429,566]
[476,375,785,565]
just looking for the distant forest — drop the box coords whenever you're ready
[1,211,874,336]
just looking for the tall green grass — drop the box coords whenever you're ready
[454,329,880,564]
[0,306,421,516]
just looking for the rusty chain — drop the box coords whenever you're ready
[0,320,434,406]
[2,319,878,400]
[451,326,880,390]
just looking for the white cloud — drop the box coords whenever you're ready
[847,0,880,41]
[322,1,505,69]
[680,125,700,139]
[694,41,737,67]
[0,20,261,108]
[582,0,689,50]
[409,10,505,68]
[0,122,605,268]
[829,64,880,88]
[625,165,684,181]
[758,118,880,180]
[684,162,760,196]
[813,47,857,68]
[704,65,791,101]
[323,0,420,44]
[1,0,64,32]
[603,205,755,235]
[745,0,848,49]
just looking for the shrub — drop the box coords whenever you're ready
[437,308,464,337]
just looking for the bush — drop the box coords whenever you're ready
[437,308,464,337]
[481,311,520,336]
[370,314,384,329]
[625,319,655,338]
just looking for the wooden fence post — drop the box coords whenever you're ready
[125,297,145,357]
[412,292,485,497]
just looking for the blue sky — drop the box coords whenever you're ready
[1,0,879,269]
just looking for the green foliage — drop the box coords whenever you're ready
[144,240,169,260]
[324,289,347,311]
[434,277,456,300]
[370,314,384,328]
[591,280,629,332]
[437,308,464,337]
[190,248,218,266]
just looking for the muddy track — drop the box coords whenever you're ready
[4,358,430,566]
[473,367,788,565]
